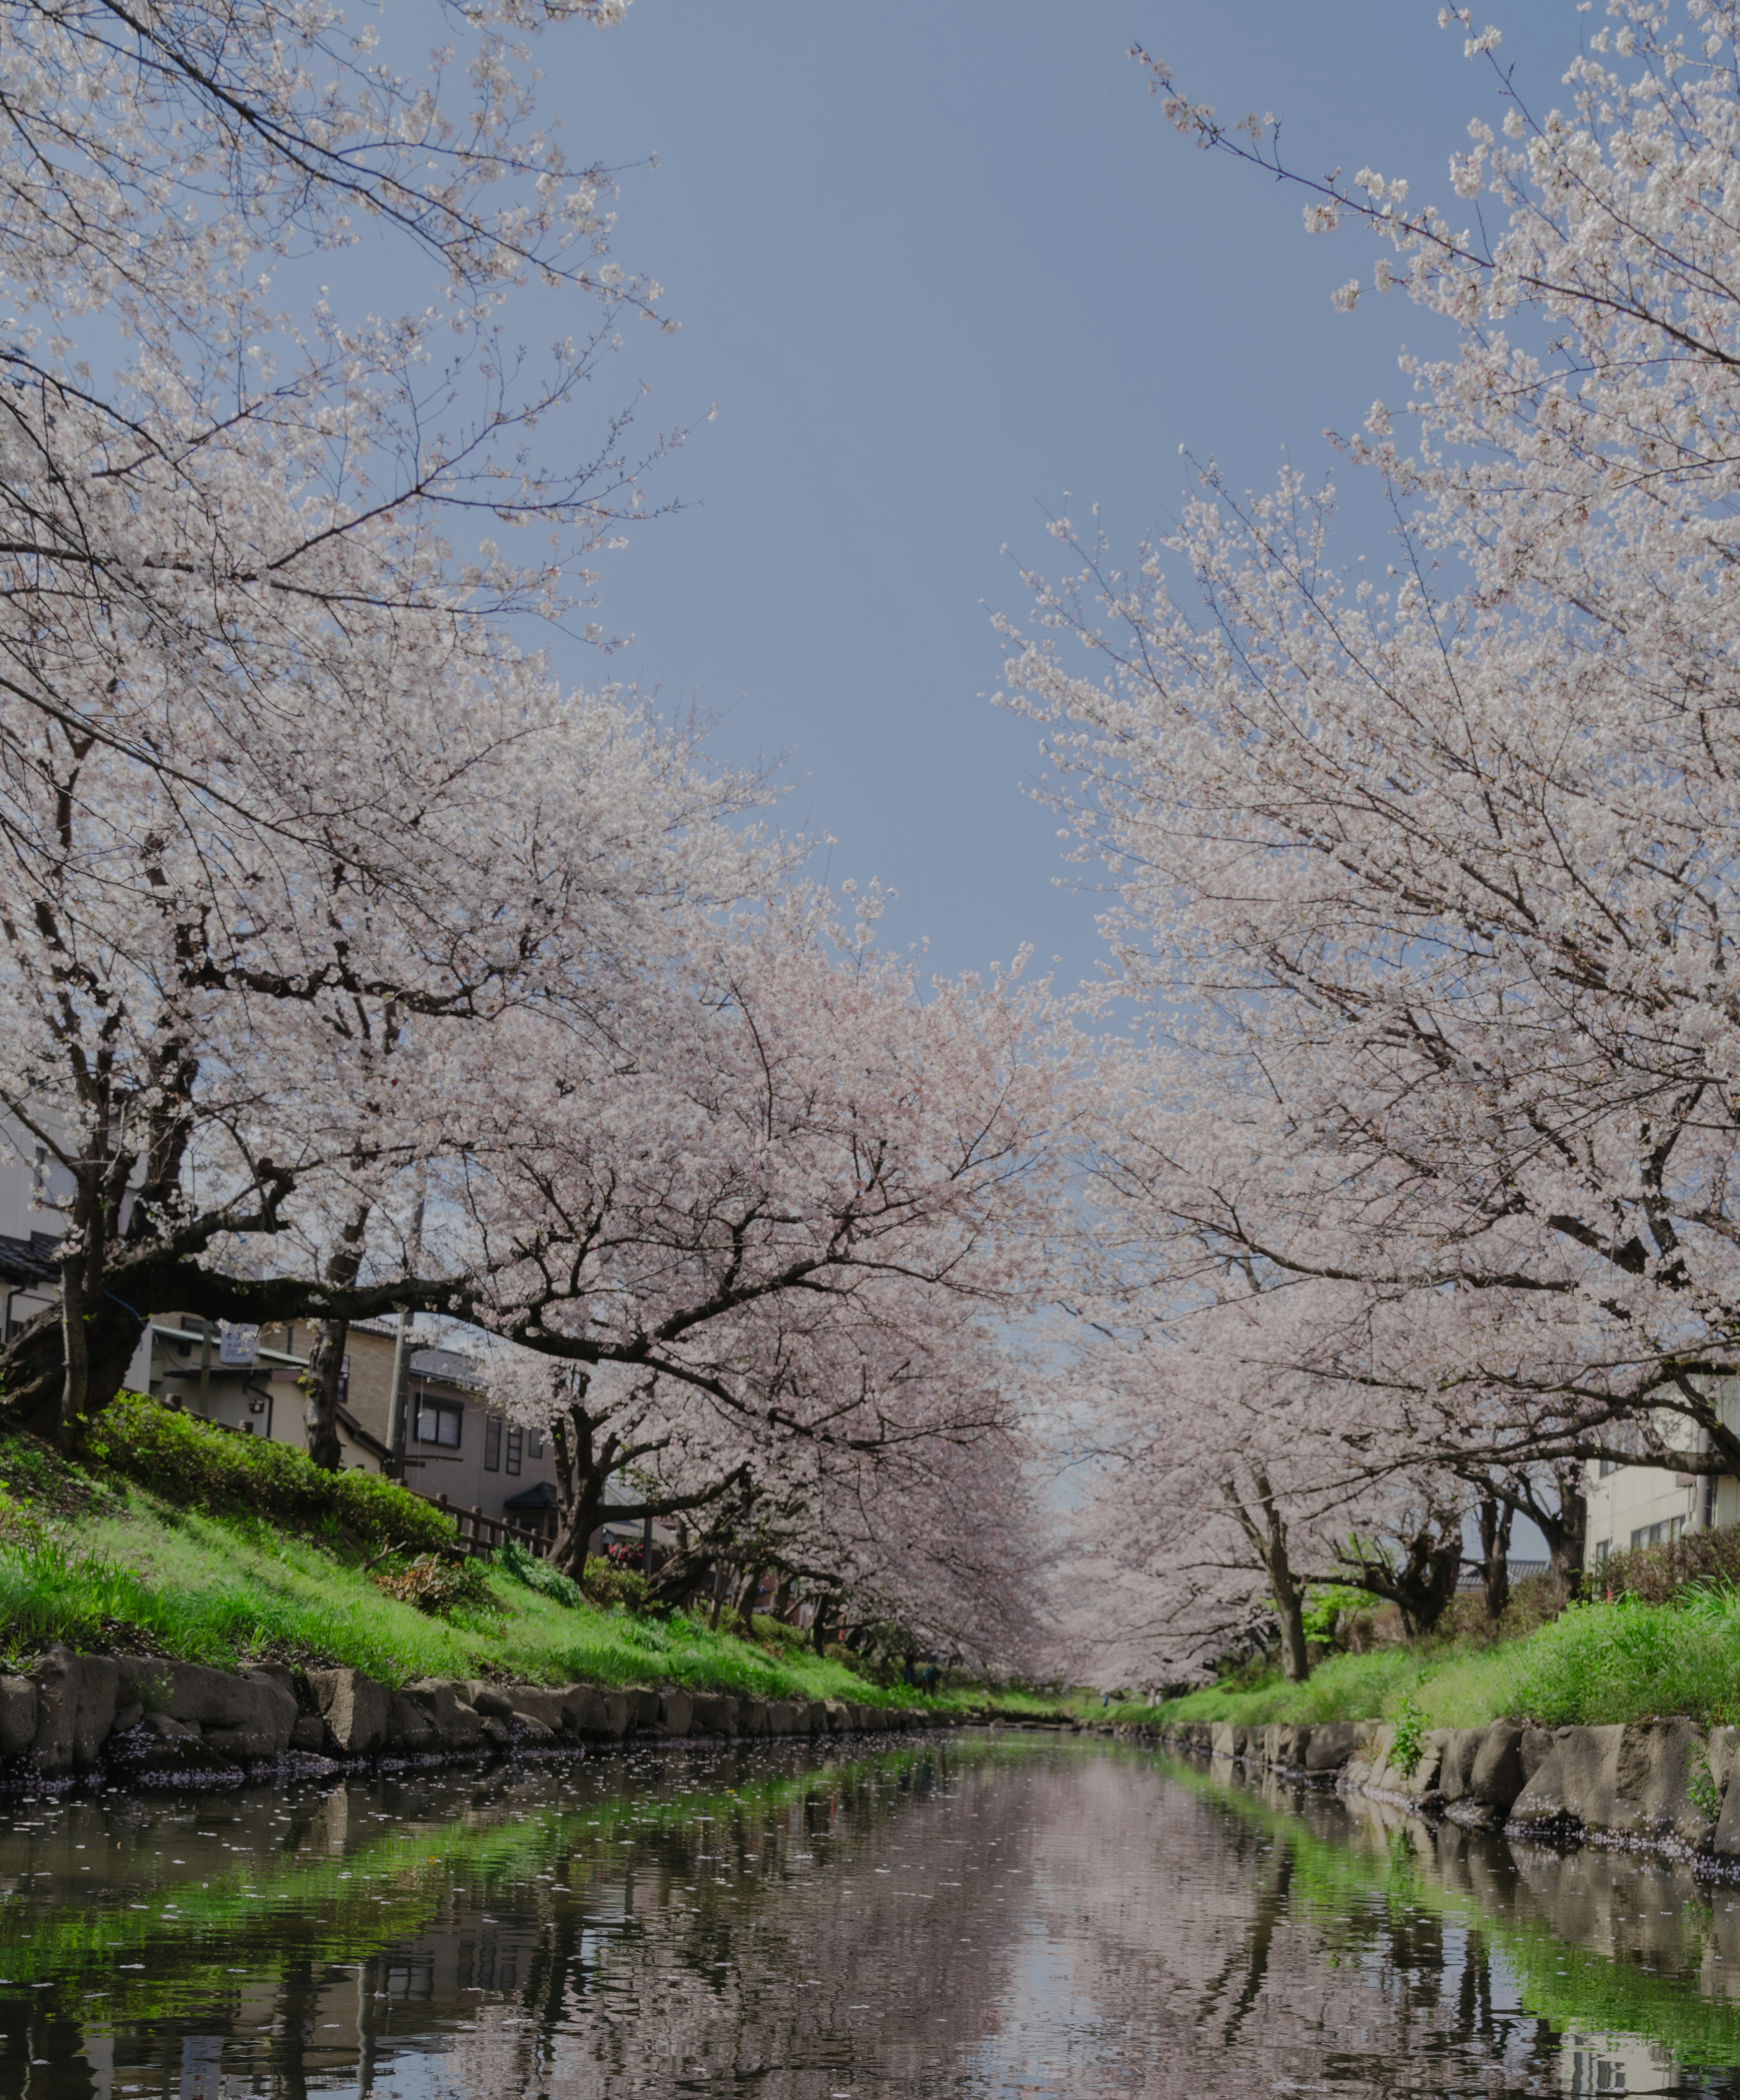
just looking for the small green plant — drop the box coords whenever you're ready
[498,1539,586,1609]
[1689,1743,1723,1823]
[1389,1691,1426,1777]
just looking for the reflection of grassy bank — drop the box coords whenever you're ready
[0,1741,946,2019]
[1167,1751,1740,2071]
[1117,1588,1740,1735]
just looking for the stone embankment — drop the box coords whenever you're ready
[0,1646,953,1791]
[1147,1715,1740,1863]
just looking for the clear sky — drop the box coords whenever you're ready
[531,2,1577,985]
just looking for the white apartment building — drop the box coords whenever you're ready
[1584,1377,1740,1570]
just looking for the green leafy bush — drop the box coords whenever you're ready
[87,1392,454,1553]
[581,1555,650,1611]
[499,1539,586,1610]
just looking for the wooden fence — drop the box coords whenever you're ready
[403,1487,555,1561]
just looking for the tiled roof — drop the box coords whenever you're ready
[0,1230,58,1285]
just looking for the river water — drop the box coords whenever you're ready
[3,1732,1740,2098]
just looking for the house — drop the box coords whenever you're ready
[143,1315,564,1539]
[1584,1378,1740,1570]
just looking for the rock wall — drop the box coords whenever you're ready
[1153,1711,1740,1866]
[0,1646,955,1791]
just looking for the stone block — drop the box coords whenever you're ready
[1520,1727,1557,1781]
[767,1700,797,1736]
[305,1668,393,1755]
[657,1691,694,1737]
[1304,1722,1359,1773]
[289,1715,328,1754]
[386,1694,441,1752]
[32,1647,117,1773]
[202,1721,284,1764]
[0,1676,37,1759]
[401,1680,485,1751]
[464,1683,517,1719]
[1438,1728,1485,1804]
[502,1688,567,1733]
[1262,1723,1312,1771]
[112,1711,207,1771]
[822,1698,851,1734]
[1210,1721,1238,1760]
[1710,1725,1740,1798]
[689,1692,738,1737]
[117,1659,274,1731]
[1469,1722,1527,1810]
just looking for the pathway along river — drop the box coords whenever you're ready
[4,1733,1740,2097]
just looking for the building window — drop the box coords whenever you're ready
[415,1396,462,1449]
[1629,1517,1685,1549]
[338,1355,351,1407]
[485,1416,502,1472]
[1597,1458,1617,1478]
[528,1428,544,1460]
[506,1427,523,1476]
[1595,1539,1610,1565]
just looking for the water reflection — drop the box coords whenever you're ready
[2,1735,1740,2095]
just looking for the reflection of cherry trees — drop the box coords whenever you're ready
[17,1743,1733,2095]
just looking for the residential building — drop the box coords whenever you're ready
[1584,1378,1740,1570]
[141,1315,564,1540]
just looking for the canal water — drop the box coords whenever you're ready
[3,1733,1740,2098]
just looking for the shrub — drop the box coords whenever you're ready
[371,1553,496,1619]
[87,1392,454,1554]
[499,1539,587,1610]
[1596,1525,1740,1607]
[582,1555,650,1611]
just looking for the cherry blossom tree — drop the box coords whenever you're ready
[0,0,784,1453]
[1007,8,1740,1684]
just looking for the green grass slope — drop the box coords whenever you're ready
[0,1409,935,1706]
[1113,1582,1740,1735]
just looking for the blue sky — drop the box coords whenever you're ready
[527,2,1578,985]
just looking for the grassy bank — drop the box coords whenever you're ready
[0,1407,950,1707]
[1116,1582,1740,1736]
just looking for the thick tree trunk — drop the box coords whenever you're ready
[1271,1563,1310,1684]
[57,1256,92,1457]
[1227,1466,1311,1682]
[735,1562,764,1636]
[1478,1496,1514,1621]
[1546,1468,1588,1592]
[811,1593,838,1653]
[301,1207,368,1472]
[302,1318,350,1473]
